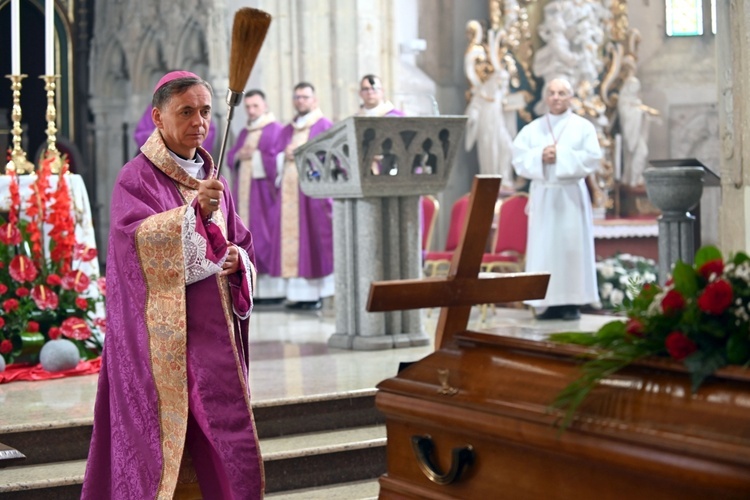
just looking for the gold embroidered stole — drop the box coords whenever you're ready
[137,130,259,498]
[237,113,275,223]
[280,108,323,278]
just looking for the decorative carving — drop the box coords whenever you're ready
[437,368,458,396]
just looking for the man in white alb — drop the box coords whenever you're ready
[511,78,601,320]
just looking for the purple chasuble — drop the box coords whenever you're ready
[270,117,334,279]
[82,134,263,499]
[227,121,284,274]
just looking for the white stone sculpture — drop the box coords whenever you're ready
[464,22,515,188]
[618,57,661,186]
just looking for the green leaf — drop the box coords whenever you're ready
[727,333,750,365]
[694,245,723,268]
[684,349,727,392]
[672,260,698,297]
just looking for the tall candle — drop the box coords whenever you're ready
[45,0,54,75]
[11,0,20,74]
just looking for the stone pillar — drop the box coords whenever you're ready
[297,116,466,350]
[643,167,704,284]
[716,2,750,252]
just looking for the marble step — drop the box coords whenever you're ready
[265,478,379,499]
[0,389,383,467]
[0,424,386,498]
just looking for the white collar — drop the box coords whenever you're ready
[168,150,205,179]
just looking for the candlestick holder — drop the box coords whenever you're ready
[40,74,63,174]
[4,74,34,175]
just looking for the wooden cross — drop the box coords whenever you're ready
[367,176,550,349]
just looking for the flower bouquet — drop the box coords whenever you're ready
[550,245,750,428]
[595,253,658,310]
[0,156,105,367]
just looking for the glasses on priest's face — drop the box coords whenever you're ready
[293,94,313,101]
[360,86,380,93]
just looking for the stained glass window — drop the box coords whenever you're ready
[666,0,703,36]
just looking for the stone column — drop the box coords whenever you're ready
[643,166,704,284]
[716,2,750,252]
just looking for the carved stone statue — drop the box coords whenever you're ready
[464,21,515,188]
[618,56,661,187]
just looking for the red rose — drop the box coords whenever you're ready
[48,327,62,340]
[74,244,98,262]
[0,284,6,295]
[46,274,62,286]
[697,279,733,315]
[661,290,685,315]
[75,297,89,310]
[698,259,724,281]
[665,331,697,361]
[3,299,19,313]
[60,317,91,340]
[97,277,106,297]
[625,318,645,337]
[26,320,39,332]
[0,339,12,354]
[15,287,29,298]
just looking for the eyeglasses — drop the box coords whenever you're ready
[359,86,380,93]
[293,94,313,100]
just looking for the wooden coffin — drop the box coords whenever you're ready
[376,329,750,499]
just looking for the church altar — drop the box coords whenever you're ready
[0,173,100,280]
[593,217,658,260]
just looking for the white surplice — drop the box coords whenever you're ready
[511,109,602,308]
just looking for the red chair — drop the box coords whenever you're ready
[423,194,470,277]
[420,195,439,252]
[480,193,529,321]
[481,193,529,273]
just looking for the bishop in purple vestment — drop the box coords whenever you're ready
[82,72,263,499]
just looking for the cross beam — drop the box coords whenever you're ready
[367,176,549,349]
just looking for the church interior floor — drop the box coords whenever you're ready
[0,305,618,432]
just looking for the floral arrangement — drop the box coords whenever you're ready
[0,156,105,366]
[595,253,657,310]
[550,245,750,427]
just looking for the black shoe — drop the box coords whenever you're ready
[285,300,322,311]
[561,305,581,321]
[535,306,564,320]
[253,297,285,306]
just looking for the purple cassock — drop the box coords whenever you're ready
[226,118,283,275]
[133,104,218,154]
[82,130,264,499]
[270,114,334,279]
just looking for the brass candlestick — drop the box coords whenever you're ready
[41,74,63,174]
[4,74,34,175]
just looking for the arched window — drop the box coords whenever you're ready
[666,0,716,36]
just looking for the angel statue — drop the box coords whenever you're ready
[464,21,515,189]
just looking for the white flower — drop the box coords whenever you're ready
[600,282,613,299]
[610,288,625,306]
[643,272,657,283]
[599,264,615,279]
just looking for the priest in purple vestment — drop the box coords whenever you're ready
[82,71,264,499]
[227,90,285,301]
[356,74,405,118]
[272,82,334,310]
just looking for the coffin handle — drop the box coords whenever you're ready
[411,435,474,485]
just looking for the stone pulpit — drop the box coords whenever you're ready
[295,116,466,350]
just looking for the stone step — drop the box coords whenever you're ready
[265,478,379,499]
[0,389,383,467]
[0,425,386,498]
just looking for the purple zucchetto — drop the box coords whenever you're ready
[153,70,201,95]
